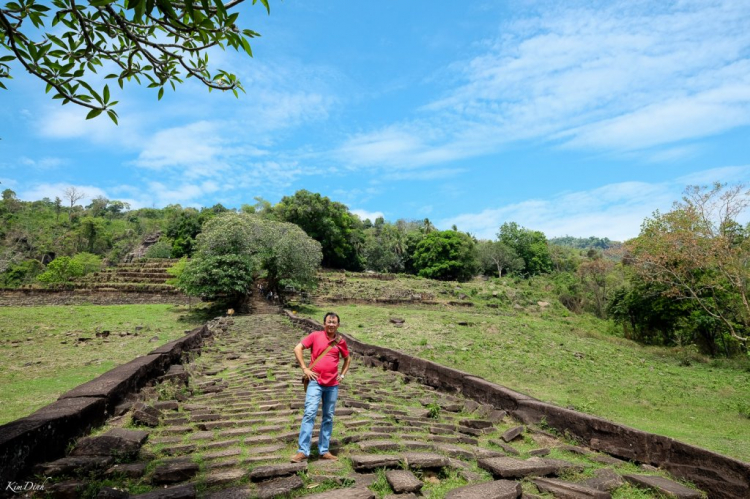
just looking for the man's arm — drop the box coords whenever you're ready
[338,355,352,381]
[294,342,318,381]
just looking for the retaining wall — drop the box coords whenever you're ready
[286,310,750,499]
[0,325,211,484]
[0,288,187,307]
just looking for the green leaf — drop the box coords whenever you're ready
[0,56,15,62]
[213,0,226,18]
[86,108,103,119]
[103,84,110,104]
[157,87,164,100]
[240,37,252,57]
[0,81,7,90]
[45,83,53,94]
[107,109,119,125]
[256,0,270,15]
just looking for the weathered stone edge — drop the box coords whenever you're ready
[0,325,210,484]
[284,310,750,499]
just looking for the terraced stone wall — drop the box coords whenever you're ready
[0,288,186,307]
[284,310,750,499]
[0,325,211,484]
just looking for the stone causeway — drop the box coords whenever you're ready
[0,304,747,498]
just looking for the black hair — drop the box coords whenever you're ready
[323,312,340,324]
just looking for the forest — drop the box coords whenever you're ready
[1,183,747,358]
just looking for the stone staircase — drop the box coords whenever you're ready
[69,260,179,293]
[28,315,706,499]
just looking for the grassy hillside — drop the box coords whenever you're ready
[293,273,750,462]
[0,304,203,424]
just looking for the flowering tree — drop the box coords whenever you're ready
[627,183,749,348]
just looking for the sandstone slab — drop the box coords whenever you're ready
[385,470,423,493]
[623,474,702,498]
[501,426,524,442]
[533,477,611,498]
[349,454,400,471]
[444,479,522,499]
[203,468,247,487]
[131,483,196,499]
[34,456,113,477]
[257,475,304,499]
[249,462,307,481]
[402,452,449,469]
[581,469,625,492]
[478,456,560,479]
[303,488,375,499]
[152,458,199,484]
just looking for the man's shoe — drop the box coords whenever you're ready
[290,452,307,463]
[320,452,338,461]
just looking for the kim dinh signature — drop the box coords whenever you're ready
[5,478,50,494]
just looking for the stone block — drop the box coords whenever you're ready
[257,475,304,499]
[131,483,196,499]
[303,488,375,499]
[478,456,560,479]
[623,474,702,498]
[0,396,107,483]
[501,426,524,442]
[349,454,401,471]
[152,458,200,484]
[385,470,423,493]
[249,462,307,481]
[59,354,168,408]
[401,452,449,470]
[444,479,522,499]
[533,477,611,498]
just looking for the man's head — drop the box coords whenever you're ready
[324,312,340,336]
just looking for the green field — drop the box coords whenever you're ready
[0,304,203,424]
[294,275,750,463]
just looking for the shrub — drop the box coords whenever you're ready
[144,240,173,259]
[38,256,84,283]
[71,252,103,275]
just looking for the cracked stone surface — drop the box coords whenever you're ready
[24,309,706,498]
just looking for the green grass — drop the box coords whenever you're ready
[0,304,203,424]
[295,295,750,462]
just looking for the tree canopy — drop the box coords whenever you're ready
[626,183,749,349]
[273,190,364,270]
[175,212,322,303]
[498,222,553,276]
[0,0,269,121]
[412,230,477,282]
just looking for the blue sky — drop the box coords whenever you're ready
[1,0,749,241]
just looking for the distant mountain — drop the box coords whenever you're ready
[549,236,622,250]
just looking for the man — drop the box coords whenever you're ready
[291,312,351,462]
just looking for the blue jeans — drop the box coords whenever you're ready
[297,380,339,456]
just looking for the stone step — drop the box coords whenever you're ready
[623,474,702,499]
[533,477,612,498]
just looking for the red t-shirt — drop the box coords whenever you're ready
[302,330,349,387]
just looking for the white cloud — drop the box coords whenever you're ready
[351,209,385,222]
[676,165,750,186]
[438,163,750,242]
[18,156,67,170]
[37,104,145,148]
[334,0,750,169]
[0,178,19,189]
